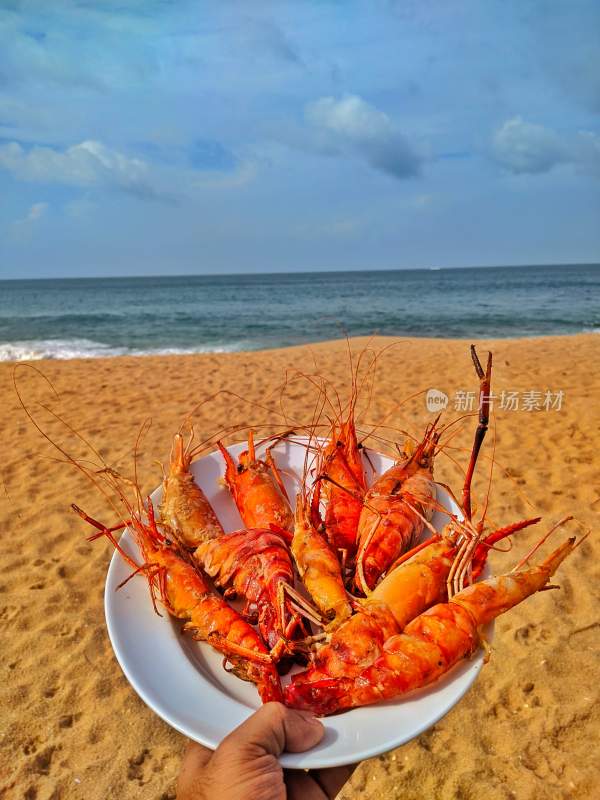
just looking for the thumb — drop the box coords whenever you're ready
[221,702,324,758]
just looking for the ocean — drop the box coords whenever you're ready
[0,264,598,361]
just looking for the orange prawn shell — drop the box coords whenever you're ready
[195,528,295,650]
[357,459,436,589]
[320,419,366,498]
[368,536,456,627]
[228,460,293,531]
[160,434,224,547]
[219,440,293,533]
[320,418,367,555]
[291,496,352,629]
[307,603,400,682]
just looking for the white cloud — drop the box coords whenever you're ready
[492,117,567,174]
[308,95,392,140]
[0,139,158,197]
[0,138,258,201]
[492,117,600,178]
[306,94,421,179]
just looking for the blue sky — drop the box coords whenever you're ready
[1,1,599,278]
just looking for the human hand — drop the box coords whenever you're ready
[176,702,354,800]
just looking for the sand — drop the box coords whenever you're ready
[1,334,598,800]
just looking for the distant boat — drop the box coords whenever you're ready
[429,266,442,271]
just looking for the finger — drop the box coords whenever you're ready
[312,764,356,798]
[221,702,324,757]
[285,770,328,800]
[176,741,213,798]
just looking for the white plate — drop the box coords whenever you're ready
[105,437,491,769]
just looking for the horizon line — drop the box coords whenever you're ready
[1,261,599,282]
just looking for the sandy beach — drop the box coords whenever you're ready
[1,334,598,800]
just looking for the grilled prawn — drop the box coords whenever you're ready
[160,432,224,547]
[291,492,352,631]
[354,424,438,593]
[195,528,313,661]
[316,410,367,562]
[218,432,293,534]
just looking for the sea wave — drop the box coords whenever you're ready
[0,339,247,362]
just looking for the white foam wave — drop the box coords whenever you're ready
[0,339,246,362]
